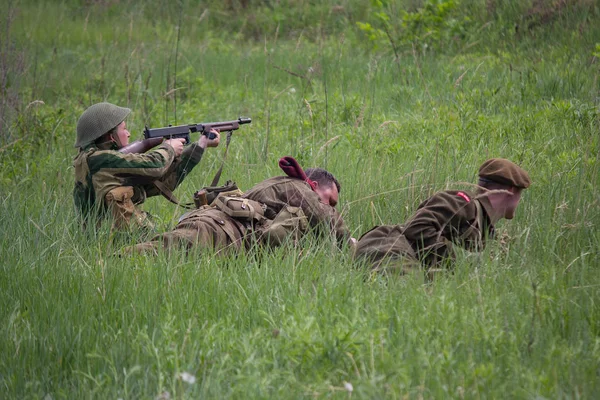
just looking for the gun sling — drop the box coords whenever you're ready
[210,130,233,187]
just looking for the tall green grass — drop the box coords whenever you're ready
[1,0,599,398]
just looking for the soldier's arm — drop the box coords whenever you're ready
[402,191,476,266]
[87,144,176,181]
[144,143,206,197]
[328,206,352,245]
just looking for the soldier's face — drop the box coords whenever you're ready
[315,183,339,208]
[114,121,130,147]
[503,187,523,219]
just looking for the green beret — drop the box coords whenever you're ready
[478,158,531,189]
[75,102,131,148]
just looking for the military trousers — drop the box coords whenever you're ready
[129,207,247,255]
[354,224,422,275]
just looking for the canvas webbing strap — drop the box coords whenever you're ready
[153,180,195,209]
[210,130,233,187]
[154,130,234,209]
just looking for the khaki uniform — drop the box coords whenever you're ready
[73,141,205,232]
[242,176,350,245]
[128,176,350,255]
[130,207,247,255]
[356,157,531,276]
[355,190,494,274]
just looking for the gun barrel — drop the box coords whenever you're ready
[201,118,251,129]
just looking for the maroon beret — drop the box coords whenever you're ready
[478,158,531,189]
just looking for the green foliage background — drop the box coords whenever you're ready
[1,0,599,398]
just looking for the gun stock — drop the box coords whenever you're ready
[119,137,164,154]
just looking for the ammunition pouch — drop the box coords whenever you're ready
[105,186,154,231]
[194,180,242,208]
[212,195,266,222]
[257,206,309,247]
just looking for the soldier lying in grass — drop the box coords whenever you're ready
[127,157,355,255]
[354,158,531,277]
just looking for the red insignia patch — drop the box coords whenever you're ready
[457,191,470,202]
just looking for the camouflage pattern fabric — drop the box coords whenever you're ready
[73,141,205,230]
[104,186,155,232]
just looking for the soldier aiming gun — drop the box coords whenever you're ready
[120,117,251,154]
[73,102,250,236]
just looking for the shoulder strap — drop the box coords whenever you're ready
[154,130,234,208]
[210,130,233,187]
[153,180,195,209]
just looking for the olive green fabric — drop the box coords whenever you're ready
[127,175,350,255]
[104,186,155,233]
[75,102,131,148]
[200,180,243,205]
[73,141,206,231]
[211,195,266,222]
[355,190,494,271]
[242,176,350,245]
[478,158,531,188]
[354,224,419,274]
[257,205,309,247]
[127,207,246,255]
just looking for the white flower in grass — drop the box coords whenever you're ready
[289,87,296,94]
[156,391,171,400]
[179,371,196,384]
[343,381,353,392]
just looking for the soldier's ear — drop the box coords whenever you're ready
[312,181,319,189]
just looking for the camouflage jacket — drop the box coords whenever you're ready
[73,141,205,222]
[242,176,350,243]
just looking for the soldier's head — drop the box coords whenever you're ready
[75,102,131,149]
[305,168,341,208]
[477,158,531,220]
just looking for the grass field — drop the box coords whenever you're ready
[1,0,599,398]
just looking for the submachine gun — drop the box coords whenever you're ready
[120,117,252,154]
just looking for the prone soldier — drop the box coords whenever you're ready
[127,157,353,255]
[354,158,531,277]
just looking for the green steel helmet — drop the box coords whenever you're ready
[75,102,131,148]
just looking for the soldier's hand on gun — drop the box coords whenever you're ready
[198,129,220,149]
[164,138,185,157]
